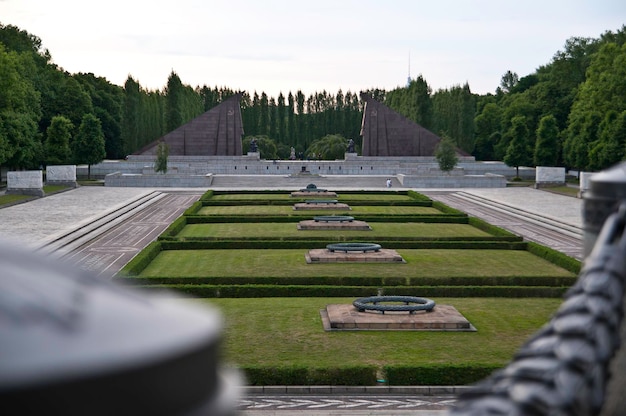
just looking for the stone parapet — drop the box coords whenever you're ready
[104,172,213,187]
[397,173,506,188]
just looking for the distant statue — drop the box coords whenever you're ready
[249,138,258,153]
[289,147,296,160]
[347,138,355,153]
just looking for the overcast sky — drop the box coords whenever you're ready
[1,0,625,98]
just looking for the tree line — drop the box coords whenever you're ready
[1,22,625,173]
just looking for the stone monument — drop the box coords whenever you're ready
[134,94,244,156]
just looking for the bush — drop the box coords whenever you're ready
[468,217,520,238]
[160,216,187,238]
[133,284,568,298]
[384,364,503,385]
[526,241,581,273]
[118,241,162,276]
[242,366,377,386]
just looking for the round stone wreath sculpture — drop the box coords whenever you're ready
[314,215,354,222]
[353,296,436,314]
[326,242,381,252]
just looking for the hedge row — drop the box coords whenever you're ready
[431,200,466,215]
[526,241,581,274]
[468,217,520,238]
[135,284,569,298]
[407,190,431,202]
[118,275,576,288]
[160,216,188,238]
[241,365,377,386]
[157,240,529,251]
[384,364,504,386]
[239,363,503,386]
[119,241,162,277]
[201,199,432,207]
[183,201,203,215]
[160,235,522,243]
[185,215,469,223]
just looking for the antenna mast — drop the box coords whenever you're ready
[407,51,411,87]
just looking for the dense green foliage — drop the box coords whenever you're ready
[154,141,168,173]
[2,23,625,171]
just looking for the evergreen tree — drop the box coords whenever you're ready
[154,141,168,173]
[534,115,559,166]
[73,113,105,179]
[44,115,73,165]
[287,92,296,147]
[277,92,286,143]
[435,135,459,173]
[165,71,183,132]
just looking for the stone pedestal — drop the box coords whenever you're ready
[321,304,475,331]
[7,171,44,197]
[535,166,565,188]
[46,165,77,187]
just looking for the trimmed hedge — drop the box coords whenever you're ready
[117,275,576,288]
[384,364,503,386]
[134,284,569,298]
[185,215,469,223]
[199,190,214,201]
[119,241,162,276]
[242,365,378,386]
[526,241,581,274]
[160,216,188,238]
[160,235,522,243]
[468,216,520,238]
[156,240,529,250]
[183,201,203,215]
[431,200,466,215]
[407,190,432,202]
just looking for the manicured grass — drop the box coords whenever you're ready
[542,186,579,197]
[201,297,562,368]
[196,205,442,215]
[177,222,492,239]
[0,193,32,206]
[43,185,69,194]
[138,249,575,279]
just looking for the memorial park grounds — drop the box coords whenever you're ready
[115,190,580,386]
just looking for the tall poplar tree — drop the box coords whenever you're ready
[165,71,183,132]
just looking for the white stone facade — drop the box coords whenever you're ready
[535,166,565,186]
[7,170,44,196]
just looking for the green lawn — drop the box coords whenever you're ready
[138,249,575,279]
[0,193,31,206]
[201,297,562,367]
[177,222,492,239]
[197,205,442,215]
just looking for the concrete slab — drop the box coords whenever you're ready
[306,248,405,263]
[321,304,476,331]
[297,220,371,230]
